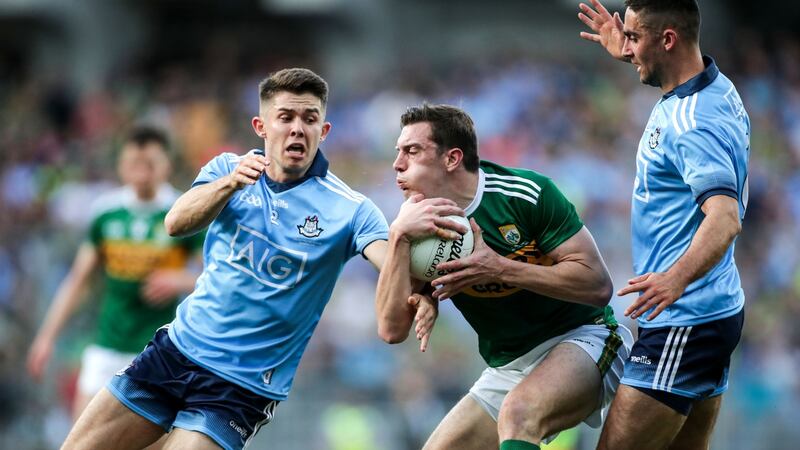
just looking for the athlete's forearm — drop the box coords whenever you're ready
[496,256,613,307]
[667,197,741,287]
[36,245,97,341]
[375,230,417,344]
[165,176,238,237]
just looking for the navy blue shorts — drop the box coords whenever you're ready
[107,327,279,450]
[620,309,744,415]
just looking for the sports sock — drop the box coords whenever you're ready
[499,439,540,450]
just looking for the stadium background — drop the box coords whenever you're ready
[1,0,799,448]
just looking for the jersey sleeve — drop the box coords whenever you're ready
[532,178,584,254]
[86,213,103,248]
[669,127,738,205]
[350,198,389,258]
[192,152,241,187]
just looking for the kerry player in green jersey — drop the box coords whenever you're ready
[376,104,632,450]
[27,127,203,421]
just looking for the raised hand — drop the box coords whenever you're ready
[228,152,269,190]
[578,0,628,62]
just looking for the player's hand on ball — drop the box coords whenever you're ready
[228,152,269,190]
[431,219,503,299]
[408,293,438,352]
[391,194,467,243]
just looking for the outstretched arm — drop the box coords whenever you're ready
[433,222,613,307]
[164,153,268,237]
[578,0,630,62]
[27,243,99,381]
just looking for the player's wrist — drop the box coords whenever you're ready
[388,226,412,244]
[223,174,243,192]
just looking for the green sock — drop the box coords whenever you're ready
[499,439,540,450]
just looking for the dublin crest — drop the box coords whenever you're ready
[297,215,324,238]
[648,127,661,149]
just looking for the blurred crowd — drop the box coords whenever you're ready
[2,30,800,450]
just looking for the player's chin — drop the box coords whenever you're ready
[400,189,418,199]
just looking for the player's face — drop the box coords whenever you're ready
[252,91,331,181]
[394,122,448,199]
[622,8,666,88]
[118,143,170,199]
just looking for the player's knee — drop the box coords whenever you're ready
[498,392,553,442]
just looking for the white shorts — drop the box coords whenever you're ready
[77,345,138,397]
[468,323,633,442]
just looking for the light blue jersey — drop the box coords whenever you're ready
[169,150,388,400]
[631,56,750,328]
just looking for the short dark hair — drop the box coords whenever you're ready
[400,104,480,172]
[258,68,329,108]
[125,125,169,151]
[625,0,700,43]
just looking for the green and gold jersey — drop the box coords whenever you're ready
[87,185,204,353]
[454,160,616,367]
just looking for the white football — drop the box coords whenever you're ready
[409,215,474,282]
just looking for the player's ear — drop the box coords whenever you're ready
[663,28,678,52]
[320,122,332,142]
[444,147,464,172]
[252,116,267,139]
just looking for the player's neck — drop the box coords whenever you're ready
[265,164,304,184]
[447,170,479,210]
[661,47,704,94]
[134,187,157,201]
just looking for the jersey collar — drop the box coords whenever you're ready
[257,149,330,193]
[464,168,486,216]
[663,55,719,100]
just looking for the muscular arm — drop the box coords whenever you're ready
[374,230,421,344]
[373,196,465,344]
[27,243,99,380]
[499,226,613,306]
[164,153,268,237]
[669,195,742,284]
[433,225,613,307]
[163,177,238,237]
[620,195,742,320]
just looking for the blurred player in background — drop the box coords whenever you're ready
[59,68,403,450]
[579,0,750,448]
[376,104,633,450]
[27,126,203,422]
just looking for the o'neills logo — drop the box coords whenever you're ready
[424,235,465,279]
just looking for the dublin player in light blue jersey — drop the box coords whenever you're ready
[60,68,454,450]
[580,1,749,449]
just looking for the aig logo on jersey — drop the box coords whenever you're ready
[297,215,324,238]
[228,224,308,290]
[498,224,521,245]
